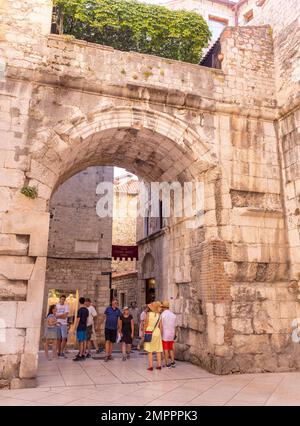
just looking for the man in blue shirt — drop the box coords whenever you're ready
[104,298,121,362]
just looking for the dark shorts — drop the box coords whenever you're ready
[121,331,132,345]
[105,328,117,343]
[77,330,87,342]
[86,325,93,341]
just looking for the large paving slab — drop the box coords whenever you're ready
[0,351,300,406]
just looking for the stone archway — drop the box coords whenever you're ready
[28,106,218,193]
[2,106,228,386]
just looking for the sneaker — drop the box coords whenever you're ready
[96,348,103,353]
[171,362,176,368]
[104,356,109,362]
[108,355,113,360]
[85,353,91,359]
[73,355,81,362]
[59,353,66,358]
[156,366,162,370]
[122,356,126,361]
[167,363,172,369]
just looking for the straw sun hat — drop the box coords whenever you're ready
[147,301,162,313]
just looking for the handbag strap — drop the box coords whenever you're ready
[151,314,160,332]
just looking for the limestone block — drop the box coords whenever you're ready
[207,319,224,346]
[0,354,20,380]
[295,179,300,196]
[0,329,25,355]
[10,378,37,389]
[0,187,12,212]
[174,298,183,314]
[4,151,30,170]
[232,318,253,334]
[0,168,24,188]
[0,278,27,300]
[215,303,226,317]
[253,353,278,372]
[263,122,276,137]
[0,234,28,255]
[205,302,214,317]
[214,345,234,358]
[10,192,47,213]
[2,211,50,256]
[232,334,270,354]
[0,302,17,327]
[16,301,43,328]
[271,333,290,354]
[26,160,57,189]
[26,257,47,303]
[0,259,34,280]
[288,229,300,247]
[280,301,298,319]
[19,353,38,379]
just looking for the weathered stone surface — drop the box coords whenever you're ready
[1,0,300,384]
[10,378,37,389]
[232,335,271,354]
[232,318,253,334]
[0,301,17,327]
[0,329,25,355]
[0,234,29,255]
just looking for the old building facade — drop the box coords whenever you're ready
[43,166,113,340]
[0,0,300,388]
[112,173,139,307]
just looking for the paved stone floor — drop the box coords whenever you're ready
[1,351,300,406]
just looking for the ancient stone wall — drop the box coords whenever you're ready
[1,0,299,387]
[112,177,138,275]
[111,272,138,308]
[43,165,113,334]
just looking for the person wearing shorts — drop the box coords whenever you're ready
[56,295,69,357]
[73,297,89,362]
[44,305,59,361]
[85,298,98,357]
[161,301,177,368]
[118,306,134,361]
[104,298,121,362]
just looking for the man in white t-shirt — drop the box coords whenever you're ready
[56,295,70,357]
[161,301,177,368]
[85,298,99,357]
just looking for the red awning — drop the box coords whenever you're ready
[112,245,138,261]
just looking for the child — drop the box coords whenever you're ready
[73,297,89,361]
[44,305,58,361]
[118,306,134,361]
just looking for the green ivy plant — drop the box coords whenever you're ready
[53,0,211,64]
[21,185,38,199]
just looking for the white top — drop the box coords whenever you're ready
[56,303,69,326]
[161,309,177,341]
[87,305,97,326]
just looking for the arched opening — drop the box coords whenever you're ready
[35,107,216,357]
[30,107,218,365]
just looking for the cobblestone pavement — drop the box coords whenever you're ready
[1,351,300,406]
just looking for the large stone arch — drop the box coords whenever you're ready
[28,106,219,196]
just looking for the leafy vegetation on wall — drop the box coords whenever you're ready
[53,0,211,63]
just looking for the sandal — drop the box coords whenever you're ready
[156,366,162,370]
[147,367,153,371]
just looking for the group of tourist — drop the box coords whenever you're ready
[44,295,101,361]
[44,295,177,370]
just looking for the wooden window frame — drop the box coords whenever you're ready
[244,9,254,23]
[208,15,229,25]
